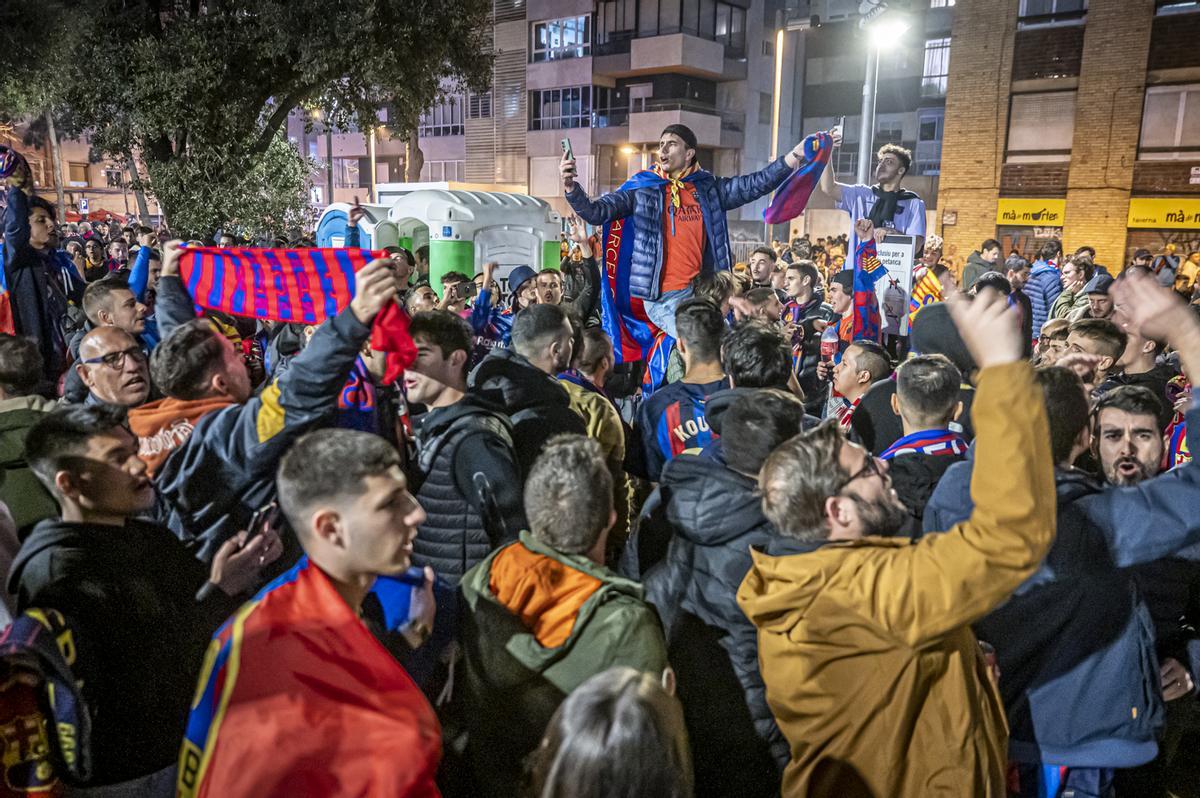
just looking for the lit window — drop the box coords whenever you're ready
[1138,84,1200,160]
[921,38,950,97]
[67,163,89,187]
[531,16,591,63]
[1006,91,1076,163]
[418,97,464,137]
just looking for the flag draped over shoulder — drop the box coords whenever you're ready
[600,170,703,395]
[852,237,886,342]
[178,246,416,383]
[178,557,441,798]
[763,133,832,224]
[0,258,12,336]
[909,266,943,325]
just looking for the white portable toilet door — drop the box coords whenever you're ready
[473,227,542,282]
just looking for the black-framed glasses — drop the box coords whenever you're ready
[81,346,146,370]
[836,455,883,494]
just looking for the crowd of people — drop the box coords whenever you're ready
[0,123,1196,798]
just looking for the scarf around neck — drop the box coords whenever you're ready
[867,185,919,229]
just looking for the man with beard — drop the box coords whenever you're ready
[1093,385,1200,795]
[923,272,1200,798]
[738,292,1056,797]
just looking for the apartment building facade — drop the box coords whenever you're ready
[938,0,1200,271]
[294,0,809,247]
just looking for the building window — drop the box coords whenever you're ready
[930,0,956,6]
[916,109,944,175]
[418,97,464,137]
[332,157,361,188]
[876,121,904,147]
[1018,0,1087,28]
[67,163,89,187]
[921,37,950,97]
[593,87,628,128]
[467,92,492,119]
[531,16,591,62]
[531,86,592,130]
[104,167,124,188]
[1138,84,1200,160]
[1006,91,1076,163]
[420,160,465,182]
[758,92,773,126]
[714,2,746,57]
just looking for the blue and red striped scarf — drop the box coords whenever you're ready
[851,237,886,343]
[880,428,967,460]
[179,246,416,383]
[763,133,832,224]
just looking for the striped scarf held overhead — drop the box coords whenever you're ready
[178,247,416,383]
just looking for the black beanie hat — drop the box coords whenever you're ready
[831,270,854,293]
[661,124,698,152]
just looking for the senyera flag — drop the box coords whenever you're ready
[178,246,416,382]
[851,237,886,343]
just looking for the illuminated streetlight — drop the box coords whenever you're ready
[857,7,910,184]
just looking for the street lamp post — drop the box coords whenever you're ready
[856,45,880,186]
[856,10,909,186]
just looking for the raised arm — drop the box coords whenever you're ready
[818,128,845,204]
[856,295,1057,646]
[560,151,635,225]
[715,157,792,211]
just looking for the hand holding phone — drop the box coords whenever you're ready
[559,138,577,193]
[830,116,845,147]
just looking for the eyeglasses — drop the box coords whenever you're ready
[835,455,884,494]
[82,346,147,370]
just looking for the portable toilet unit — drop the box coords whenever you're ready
[315,202,395,249]
[385,190,561,294]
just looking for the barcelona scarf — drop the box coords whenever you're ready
[179,247,416,383]
[178,557,441,798]
[763,133,832,224]
[880,428,968,460]
[909,266,943,325]
[600,169,704,395]
[851,237,886,343]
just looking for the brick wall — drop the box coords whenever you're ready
[1011,26,1084,81]
[1064,0,1156,266]
[1132,161,1200,195]
[938,0,1019,272]
[1000,163,1070,196]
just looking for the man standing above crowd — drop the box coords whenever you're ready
[561,124,806,338]
[738,291,1055,797]
[819,135,926,255]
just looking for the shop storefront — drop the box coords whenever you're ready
[1126,198,1200,265]
[995,199,1066,261]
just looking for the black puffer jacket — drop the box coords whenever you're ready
[636,454,786,797]
[468,348,586,476]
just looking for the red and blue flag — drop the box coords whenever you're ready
[851,237,886,343]
[763,133,833,224]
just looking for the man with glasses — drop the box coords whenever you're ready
[75,326,153,408]
[64,276,151,403]
[737,292,1056,797]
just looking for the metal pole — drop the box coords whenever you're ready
[766,27,785,245]
[856,45,880,185]
[367,127,377,203]
[325,121,334,207]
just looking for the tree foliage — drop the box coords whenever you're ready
[0,0,492,237]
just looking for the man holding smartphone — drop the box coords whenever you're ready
[560,124,805,340]
[818,129,926,259]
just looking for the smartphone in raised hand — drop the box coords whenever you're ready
[561,137,574,161]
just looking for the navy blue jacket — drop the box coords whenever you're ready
[4,187,68,382]
[923,404,1200,768]
[148,276,372,560]
[1025,259,1062,337]
[565,159,792,301]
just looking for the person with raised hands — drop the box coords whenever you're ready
[737,290,1056,797]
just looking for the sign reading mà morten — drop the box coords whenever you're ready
[996,199,1066,226]
[1127,198,1200,230]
